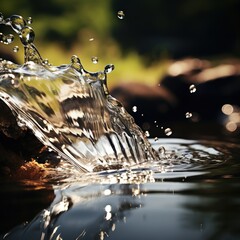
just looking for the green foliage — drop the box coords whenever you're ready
[1,0,114,43]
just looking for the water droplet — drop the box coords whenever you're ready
[145,131,150,137]
[20,26,35,45]
[91,56,98,64]
[132,106,137,112]
[104,64,114,74]
[189,84,196,93]
[98,72,106,81]
[71,55,80,64]
[89,37,94,41]
[27,17,32,24]
[117,11,125,19]
[154,137,158,142]
[43,59,49,65]
[71,55,82,71]
[13,46,19,52]
[9,15,26,33]
[185,112,192,118]
[164,128,172,136]
[4,34,14,44]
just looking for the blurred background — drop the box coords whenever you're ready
[1,0,240,139]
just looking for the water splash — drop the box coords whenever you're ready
[0,14,160,172]
[189,84,196,93]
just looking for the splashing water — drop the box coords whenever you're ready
[0,14,160,172]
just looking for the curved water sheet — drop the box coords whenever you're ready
[0,14,159,172]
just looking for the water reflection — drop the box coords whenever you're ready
[2,183,144,239]
[1,139,240,240]
[2,181,240,240]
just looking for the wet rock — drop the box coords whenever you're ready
[110,58,240,137]
[161,59,240,121]
[0,100,25,138]
[111,82,177,123]
[0,100,59,179]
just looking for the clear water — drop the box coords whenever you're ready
[1,14,240,240]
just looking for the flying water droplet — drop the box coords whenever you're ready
[104,64,114,74]
[185,112,192,118]
[117,11,125,19]
[89,37,94,42]
[13,45,19,52]
[145,131,150,137]
[91,56,98,64]
[27,17,32,24]
[43,59,49,65]
[189,84,196,93]
[164,128,172,136]
[132,106,137,112]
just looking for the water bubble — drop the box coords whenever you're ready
[9,15,26,33]
[91,56,98,64]
[117,10,125,19]
[164,128,172,136]
[104,64,114,74]
[132,106,137,112]
[4,34,14,44]
[43,59,49,65]
[27,17,33,24]
[13,46,19,52]
[20,26,35,45]
[185,112,192,118]
[189,84,196,93]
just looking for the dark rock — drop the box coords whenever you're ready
[110,58,240,138]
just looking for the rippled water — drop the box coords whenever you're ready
[1,14,240,240]
[1,138,240,240]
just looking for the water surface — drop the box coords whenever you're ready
[1,138,240,240]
